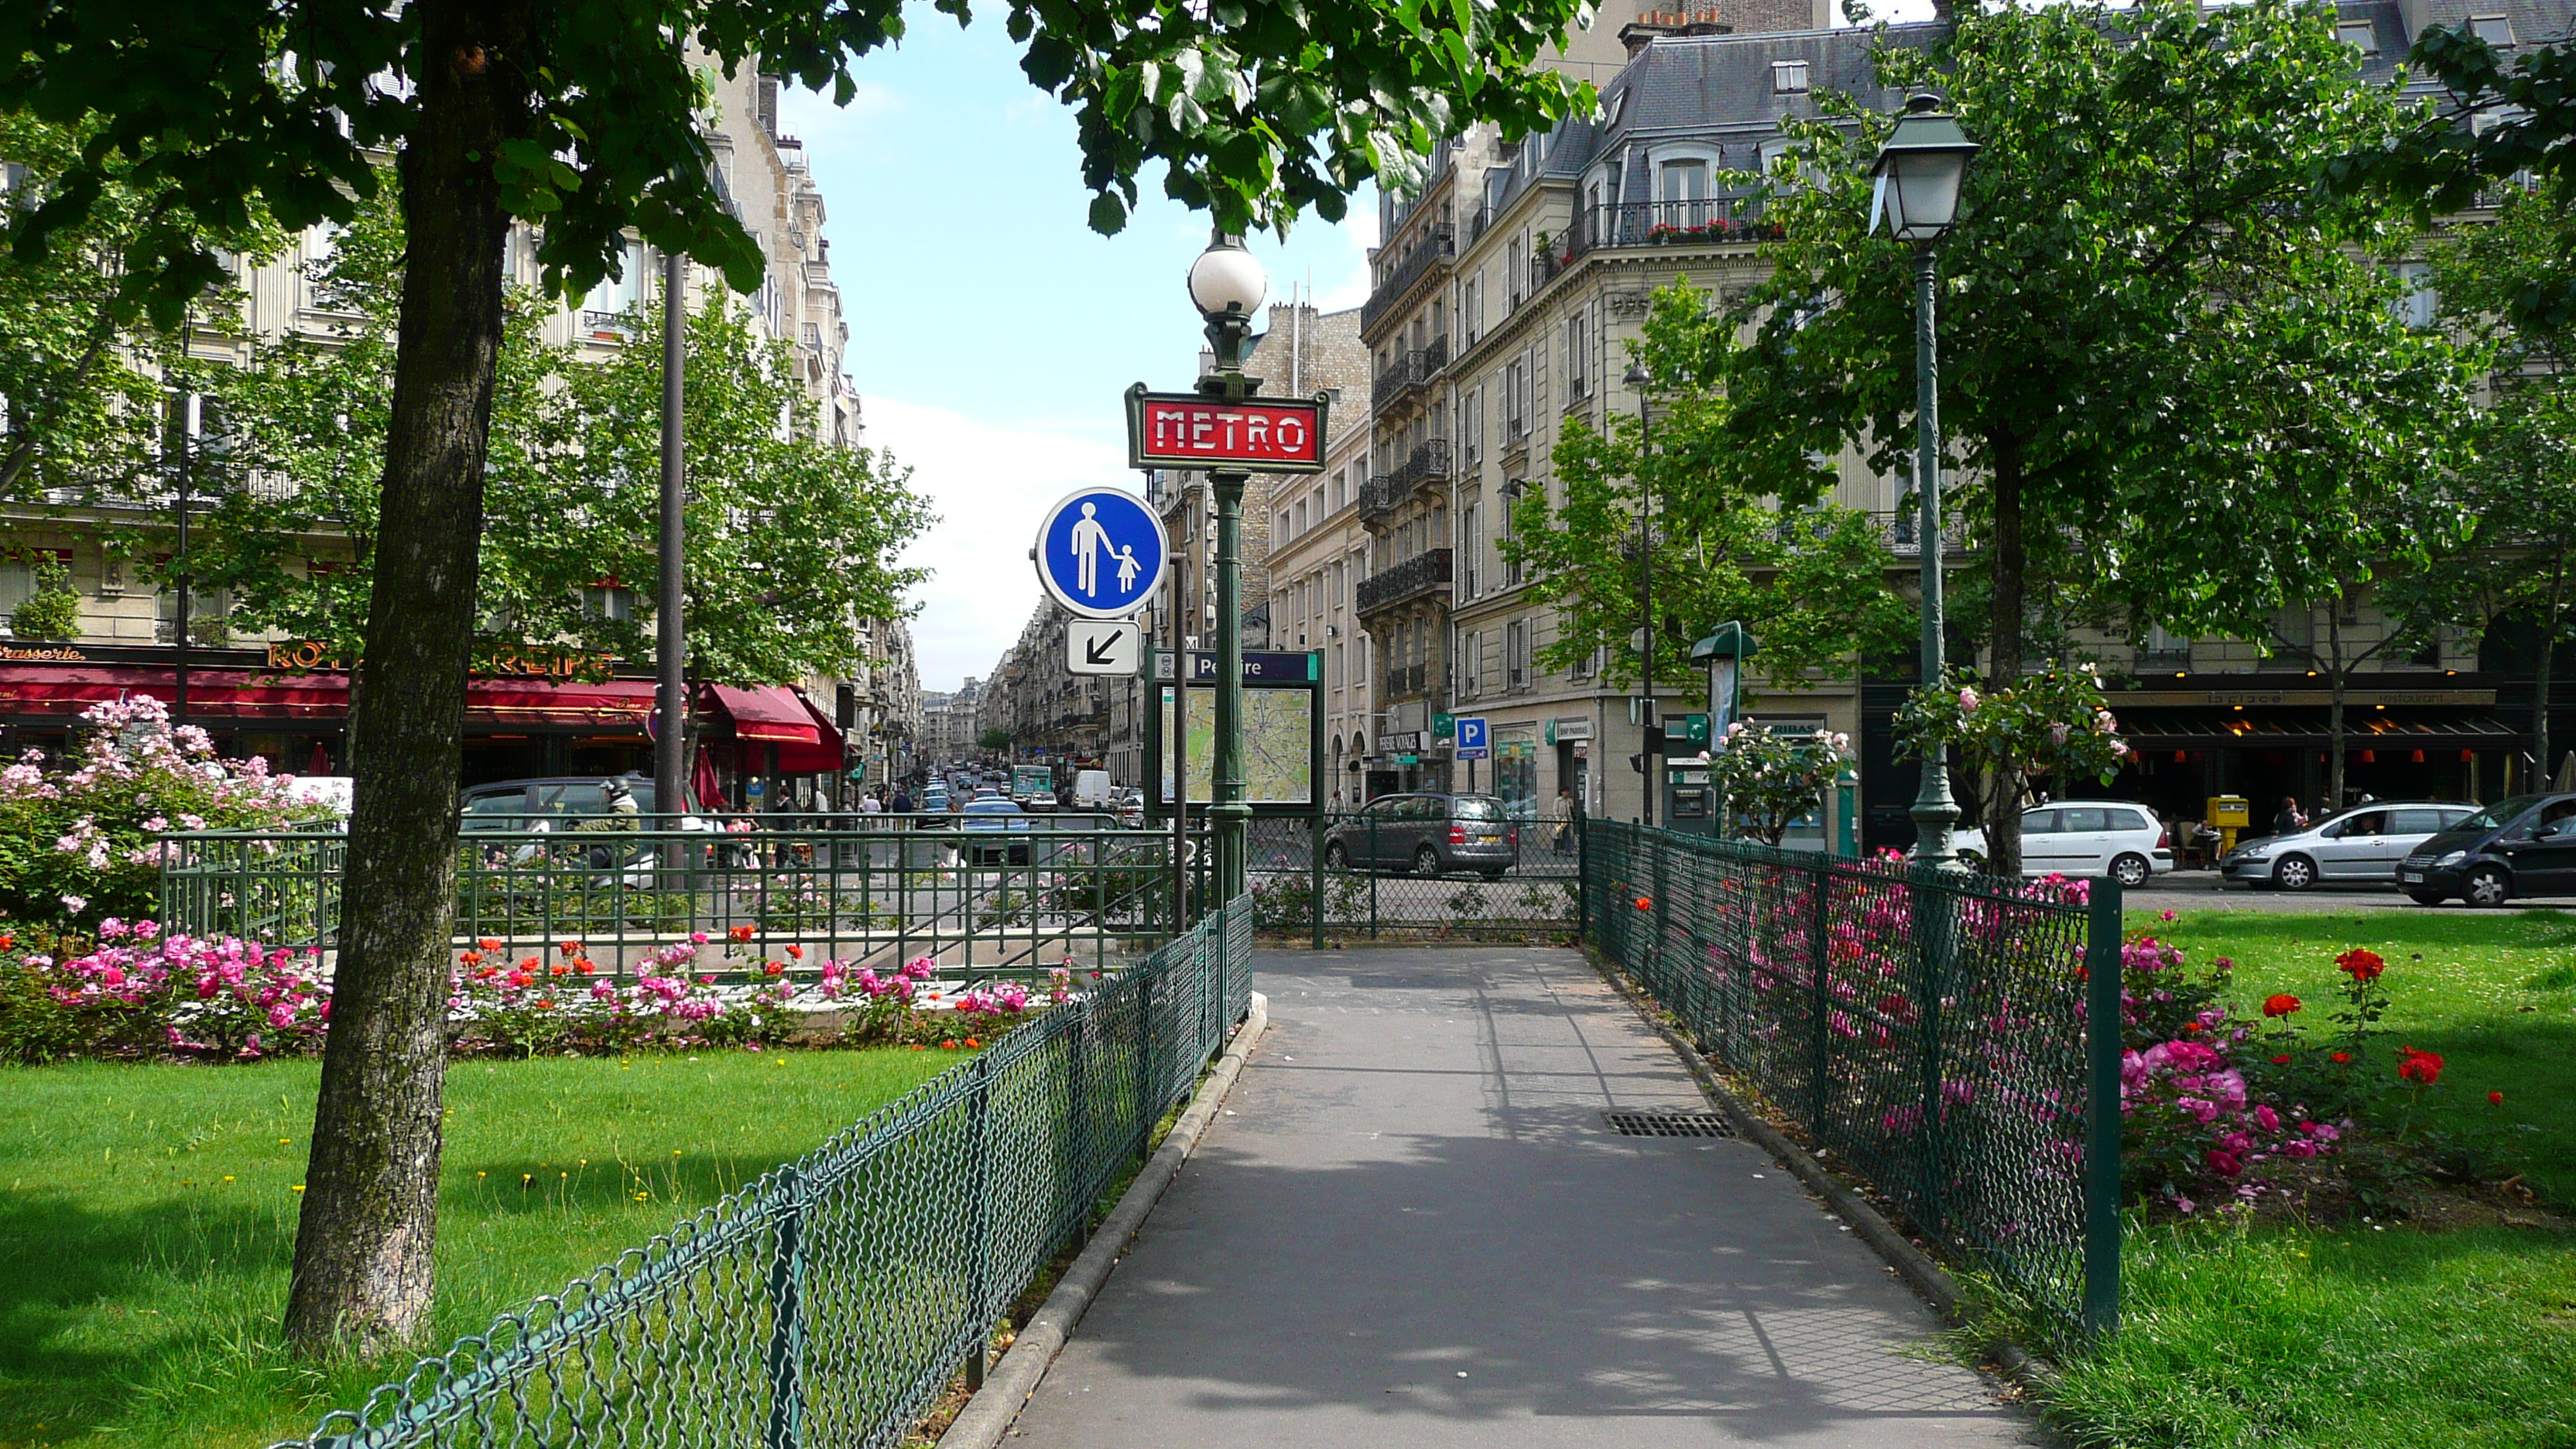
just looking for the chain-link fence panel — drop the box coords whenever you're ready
[1581,819,2119,1336]
[1243,814,1579,942]
[272,896,1253,1449]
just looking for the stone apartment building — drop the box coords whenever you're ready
[1351,0,2576,844]
[1255,310,1378,809]
[1,60,906,806]
[920,675,983,762]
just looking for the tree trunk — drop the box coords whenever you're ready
[1984,440,2027,878]
[285,0,525,1357]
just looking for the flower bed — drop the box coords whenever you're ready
[1,916,1079,1064]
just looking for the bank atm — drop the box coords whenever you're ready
[1663,760,1718,837]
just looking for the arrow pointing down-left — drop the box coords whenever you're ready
[1084,631,1123,665]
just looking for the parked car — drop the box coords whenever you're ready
[2220,801,2481,892]
[961,796,1032,865]
[1951,800,2174,886]
[2398,792,2576,906]
[1321,793,1517,879]
[458,774,699,830]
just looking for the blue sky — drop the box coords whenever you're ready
[778,0,1942,693]
[776,27,1379,694]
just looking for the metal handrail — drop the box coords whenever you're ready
[1361,223,1457,333]
[1355,546,1452,616]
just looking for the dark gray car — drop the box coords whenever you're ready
[1322,793,1517,879]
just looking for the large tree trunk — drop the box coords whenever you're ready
[285,0,524,1356]
[1983,440,2028,877]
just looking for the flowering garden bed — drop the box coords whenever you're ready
[2027,906,2576,1449]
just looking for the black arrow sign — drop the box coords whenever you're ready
[1083,630,1125,665]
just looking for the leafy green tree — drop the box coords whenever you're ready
[1721,0,2461,871]
[0,114,271,503]
[5,555,79,640]
[5,0,1600,1354]
[978,726,1013,753]
[1502,284,1913,697]
[2404,190,2576,779]
[1892,666,2131,865]
[1700,721,1850,847]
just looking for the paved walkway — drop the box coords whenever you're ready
[1007,947,2045,1448]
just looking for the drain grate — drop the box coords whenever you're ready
[1603,1109,1735,1139]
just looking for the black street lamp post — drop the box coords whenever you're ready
[1188,231,1267,902]
[1871,94,1978,867]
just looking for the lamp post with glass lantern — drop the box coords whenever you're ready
[1187,230,1266,902]
[1869,93,1978,867]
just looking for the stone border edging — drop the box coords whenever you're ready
[1584,952,2064,1397]
[936,991,1272,1449]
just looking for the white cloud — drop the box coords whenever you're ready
[863,396,1134,690]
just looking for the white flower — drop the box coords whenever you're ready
[60,895,87,915]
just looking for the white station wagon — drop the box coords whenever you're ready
[1951,800,2174,886]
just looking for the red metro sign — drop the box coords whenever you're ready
[1125,385,1330,474]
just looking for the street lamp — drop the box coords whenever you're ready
[1870,93,1978,868]
[1189,228,1266,901]
[1623,359,1656,827]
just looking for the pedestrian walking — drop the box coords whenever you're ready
[1550,786,1575,855]
[2272,796,2304,835]
[890,786,913,814]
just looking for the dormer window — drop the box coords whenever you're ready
[1772,60,1810,94]
[2471,14,2516,45]
[2337,19,2378,53]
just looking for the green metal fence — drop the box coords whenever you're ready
[1244,814,1580,944]
[1581,819,2122,1337]
[160,816,1212,986]
[273,895,1254,1449]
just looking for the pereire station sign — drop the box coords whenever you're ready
[1124,384,1330,473]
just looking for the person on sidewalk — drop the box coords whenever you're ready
[1550,786,1575,855]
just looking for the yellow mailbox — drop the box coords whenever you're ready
[2207,795,2251,855]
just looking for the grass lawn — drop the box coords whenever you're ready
[2133,906,2576,1203]
[2043,1218,2576,1448]
[0,1046,956,1449]
[2035,908,2576,1447]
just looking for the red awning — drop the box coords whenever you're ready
[0,665,657,731]
[0,666,347,721]
[704,684,844,773]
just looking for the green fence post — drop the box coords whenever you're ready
[1310,815,1324,951]
[1808,861,1832,1125]
[964,1049,993,1389]
[2083,876,2125,1338]
[762,1163,807,1449]
[1910,865,1954,1238]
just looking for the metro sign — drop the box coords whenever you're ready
[1124,385,1330,474]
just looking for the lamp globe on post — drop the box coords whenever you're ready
[1187,228,1268,903]
[1871,92,1977,869]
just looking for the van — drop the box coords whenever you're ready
[1071,769,1114,808]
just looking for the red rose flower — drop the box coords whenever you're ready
[2271,1053,2292,1066]
[2397,1046,2444,1086]
[2489,1091,2505,1106]
[2336,947,2386,984]
[2331,1051,2351,1064]
[786,944,803,960]
[1634,896,1653,910]
[459,950,484,967]
[2262,993,2302,1018]
[728,925,755,943]
[476,937,502,952]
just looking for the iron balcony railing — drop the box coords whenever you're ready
[1568,197,1780,263]
[1368,336,1451,409]
[1361,223,1456,333]
[1873,509,1972,557]
[1355,546,1453,617]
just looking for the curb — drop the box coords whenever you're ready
[1584,953,2063,1396]
[936,991,1271,1449]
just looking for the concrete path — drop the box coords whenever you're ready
[1006,947,2046,1448]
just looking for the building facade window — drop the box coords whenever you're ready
[1567,310,1589,400]
[1506,618,1529,690]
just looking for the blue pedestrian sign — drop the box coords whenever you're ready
[1035,486,1170,619]
[1455,715,1490,761]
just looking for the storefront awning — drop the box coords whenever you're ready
[0,664,659,731]
[703,684,844,772]
[2122,710,2527,750]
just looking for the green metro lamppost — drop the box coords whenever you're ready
[1187,230,1266,901]
[1870,93,1978,868]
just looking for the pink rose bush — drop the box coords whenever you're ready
[1,916,327,1061]
[0,694,330,928]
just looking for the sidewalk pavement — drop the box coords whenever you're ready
[1005,946,2047,1448]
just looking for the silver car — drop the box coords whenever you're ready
[2221,801,2479,891]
